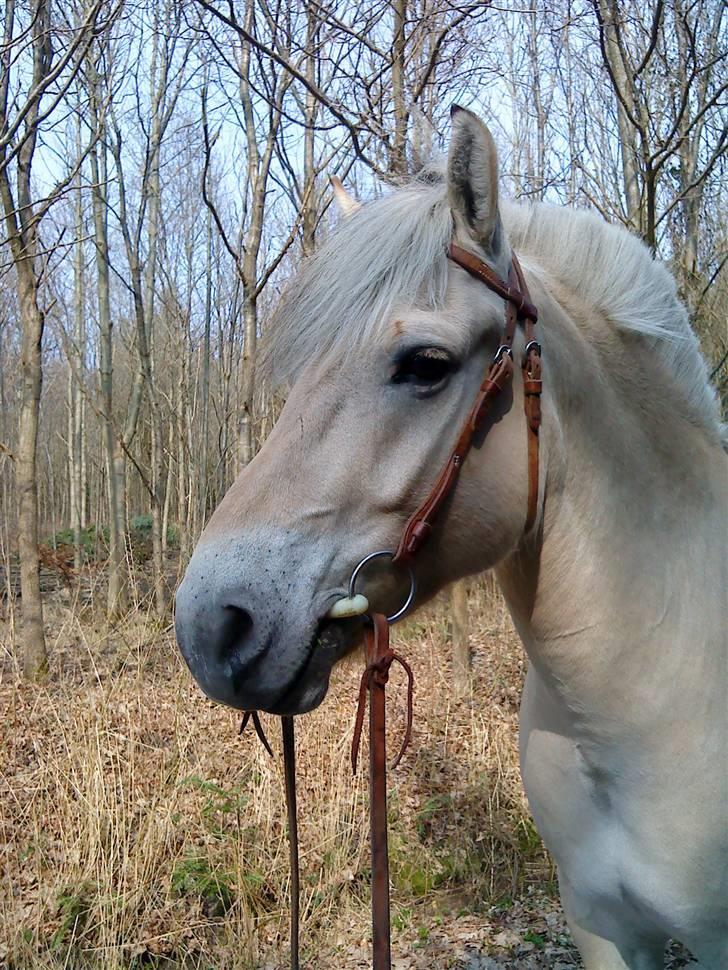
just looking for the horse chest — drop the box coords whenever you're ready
[519,666,727,948]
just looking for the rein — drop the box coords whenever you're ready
[241,243,540,968]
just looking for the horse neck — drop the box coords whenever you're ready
[496,276,726,731]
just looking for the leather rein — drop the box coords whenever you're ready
[241,242,541,969]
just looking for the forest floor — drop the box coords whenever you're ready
[0,582,698,969]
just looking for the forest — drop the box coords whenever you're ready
[1,1,726,967]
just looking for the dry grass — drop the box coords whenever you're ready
[0,582,559,970]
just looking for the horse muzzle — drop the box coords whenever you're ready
[174,534,362,714]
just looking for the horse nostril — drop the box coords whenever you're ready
[216,604,254,659]
[225,604,253,634]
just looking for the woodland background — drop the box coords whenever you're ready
[0,1,726,967]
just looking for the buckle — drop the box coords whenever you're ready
[493,345,514,364]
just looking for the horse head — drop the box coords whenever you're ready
[174,107,538,714]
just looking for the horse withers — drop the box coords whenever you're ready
[175,107,727,969]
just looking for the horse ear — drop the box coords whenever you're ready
[330,176,361,217]
[447,105,503,255]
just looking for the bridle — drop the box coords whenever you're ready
[241,241,541,969]
[395,242,541,559]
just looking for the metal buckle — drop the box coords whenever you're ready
[524,340,541,358]
[493,345,514,364]
[348,550,417,624]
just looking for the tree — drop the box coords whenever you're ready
[106,0,191,618]
[86,42,129,614]
[200,0,299,468]
[0,0,116,677]
[593,0,727,257]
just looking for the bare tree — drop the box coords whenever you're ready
[107,0,191,618]
[200,0,299,468]
[86,45,129,615]
[69,117,87,572]
[593,0,727,255]
[0,0,115,677]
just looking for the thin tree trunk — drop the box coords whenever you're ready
[528,9,546,200]
[16,278,47,677]
[390,0,408,176]
[176,286,192,559]
[238,293,257,469]
[89,79,128,616]
[0,0,49,679]
[597,0,644,231]
[218,299,232,501]
[199,187,213,534]
[143,98,167,619]
[237,1,262,471]
[67,369,76,546]
[150,416,166,617]
[563,16,578,205]
[80,393,87,529]
[71,144,85,571]
[162,418,174,556]
[302,4,318,256]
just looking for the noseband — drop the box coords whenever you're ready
[242,242,541,969]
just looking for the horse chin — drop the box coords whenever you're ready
[265,616,364,716]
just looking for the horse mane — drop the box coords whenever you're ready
[263,171,723,444]
[502,201,724,444]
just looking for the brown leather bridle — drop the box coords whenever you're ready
[242,241,541,969]
[395,243,541,562]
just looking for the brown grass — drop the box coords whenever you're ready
[0,582,558,969]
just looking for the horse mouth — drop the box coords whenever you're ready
[266,614,364,716]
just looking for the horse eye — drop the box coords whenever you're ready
[393,347,455,387]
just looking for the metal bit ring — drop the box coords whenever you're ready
[348,550,416,624]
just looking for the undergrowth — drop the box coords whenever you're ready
[0,581,553,969]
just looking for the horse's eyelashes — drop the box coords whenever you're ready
[392,346,455,387]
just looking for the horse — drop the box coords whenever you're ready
[175,106,727,969]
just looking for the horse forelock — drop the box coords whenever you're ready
[260,177,453,385]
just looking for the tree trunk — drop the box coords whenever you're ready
[67,368,76,550]
[16,268,47,678]
[88,95,128,616]
[597,0,643,231]
[199,204,212,531]
[144,178,167,619]
[302,4,318,256]
[238,293,257,469]
[390,0,408,176]
[162,417,173,557]
[0,0,49,679]
[528,9,546,200]
[71,154,85,571]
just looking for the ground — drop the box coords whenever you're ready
[0,581,699,969]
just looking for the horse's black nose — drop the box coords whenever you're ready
[174,533,355,716]
[174,557,278,711]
